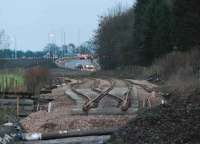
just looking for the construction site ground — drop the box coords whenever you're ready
[20,77,162,143]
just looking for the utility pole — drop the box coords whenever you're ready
[63,31,66,58]
[77,29,81,46]
[63,31,66,45]
[12,37,17,59]
[14,37,17,59]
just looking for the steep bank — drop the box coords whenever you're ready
[108,103,200,144]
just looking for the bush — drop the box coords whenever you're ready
[144,48,200,103]
[25,66,51,95]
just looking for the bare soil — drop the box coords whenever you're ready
[20,77,162,134]
[109,103,200,144]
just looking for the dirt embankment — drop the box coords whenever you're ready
[108,103,200,144]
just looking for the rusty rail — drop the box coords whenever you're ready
[121,80,132,111]
[91,79,124,102]
[70,78,134,112]
[70,79,90,104]
[82,79,115,111]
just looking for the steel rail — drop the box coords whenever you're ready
[70,79,91,104]
[90,78,124,102]
[83,79,115,111]
[121,80,132,111]
[126,80,158,93]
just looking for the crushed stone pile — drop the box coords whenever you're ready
[21,111,132,133]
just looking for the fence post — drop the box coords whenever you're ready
[16,95,19,118]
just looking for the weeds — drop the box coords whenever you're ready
[0,69,24,95]
[144,48,200,103]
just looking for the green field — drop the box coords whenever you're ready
[0,73,24,92]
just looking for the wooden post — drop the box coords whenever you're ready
[48,102,52,113]
[16,95,19,118]
[15,80,20,118]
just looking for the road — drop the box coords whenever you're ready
[55,56,100,70]
[65,59,91,69]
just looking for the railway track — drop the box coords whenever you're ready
[126,79,158,93]
[69,78,134,112]
[82,79,115,111]
[120,80,132,111]
[70,79,90,104]
[126,79,163,109]
[92,78,133,111]
[91,78,124,103]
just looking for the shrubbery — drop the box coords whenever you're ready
[25,66,51,95]
[143,48,200,103]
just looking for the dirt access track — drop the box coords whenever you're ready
[21,77,163,134]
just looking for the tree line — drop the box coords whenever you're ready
[44,42,95,58]
[95,0,200,70]
[0,29,95,59]
[0,49,45,59]
[0,42,95,59]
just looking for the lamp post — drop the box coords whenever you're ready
[10,37,17,59]
[48,33,56,60]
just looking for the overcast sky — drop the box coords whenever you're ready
[0,0,134,51]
